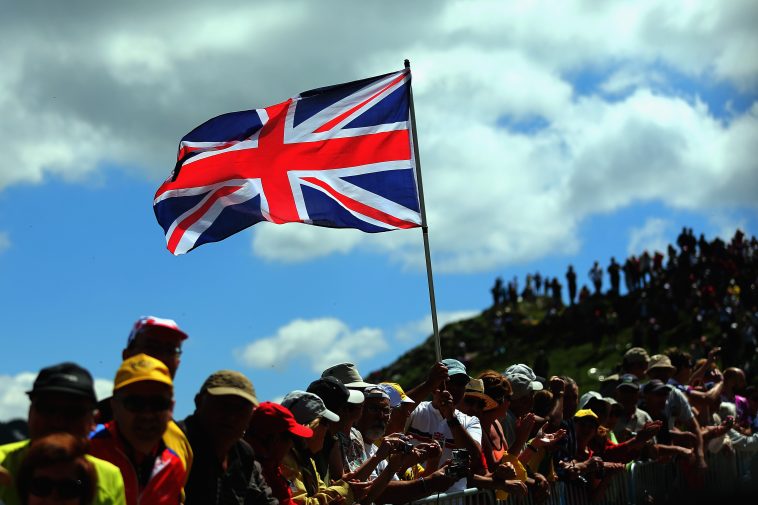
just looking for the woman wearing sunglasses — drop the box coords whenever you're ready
[16,433,96,505]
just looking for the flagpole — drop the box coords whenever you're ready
[405,59,442,363]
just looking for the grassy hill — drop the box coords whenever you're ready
[366,290,722,393]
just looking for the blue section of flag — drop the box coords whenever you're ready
[294,72,395,127]
[154,192,209,234]
[182,110,263,143]
[342,169,420,212]
[346,85,409,128]
[302,185,388,233]
[193,196,267,250]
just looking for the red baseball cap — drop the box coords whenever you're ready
[249,402,313,438]
[127,316,188,346]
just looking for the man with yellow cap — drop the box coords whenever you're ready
[90,354,185,505]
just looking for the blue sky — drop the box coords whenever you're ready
[1,0,757,420]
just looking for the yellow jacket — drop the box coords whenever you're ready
[281,449,353,505]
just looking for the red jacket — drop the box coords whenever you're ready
[90,422,185,505]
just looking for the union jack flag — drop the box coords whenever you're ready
[154,69,422,255]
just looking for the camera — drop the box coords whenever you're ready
[401,441,414,454]
[445,448,469,480]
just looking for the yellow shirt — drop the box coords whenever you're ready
[281,450,353,505]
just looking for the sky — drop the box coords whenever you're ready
[1,0,757,421]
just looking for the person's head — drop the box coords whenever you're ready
[464,378,500,416]
[17,433,96,505]
[641,380,671,416]
[622,347,650,378]
[438,359,471,407]
[505,373,541,415]
[246,402,313,465]
[122,316,187,379]
[193,370,258,451]
[478,371,513,418]
[281,391,339,454]
[111,354,174,455]
[646,355,676,381]
[723,368,747,391]
[585,398,611,427]
[615,374,641,414]
[26,363,97,440]
[532,390,554,418]
[320,363,374,390]
[355,387,391,444]
[573,409,600,447]
[562,376,579,418]
[378,382,416,420]
[307,376,363,432]
[666,349,693,384]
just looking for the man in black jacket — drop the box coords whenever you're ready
[179,370,277,505]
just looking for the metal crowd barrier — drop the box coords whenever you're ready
[409,448,758,505]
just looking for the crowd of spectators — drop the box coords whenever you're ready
[2,229,756,504]
[4,315,757,504]
[491,229,758,379]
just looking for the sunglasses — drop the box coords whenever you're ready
[32,401,92,419]
[29,476,84,499]
[138,341,182,356]
[117,395,172,413]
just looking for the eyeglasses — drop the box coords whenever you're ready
[139,341,182,356]
[32,401,92,419]
[117,395,172,413]
[29,476,84,499]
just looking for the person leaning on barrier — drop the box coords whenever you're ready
[90,354,185,505]
[246,402,315,505]
[280,391,370,505]
[0,362,126,505]
[178,370,276,505]
[16,433,98,505]
[95,316,193,488]
[646,354,707,469]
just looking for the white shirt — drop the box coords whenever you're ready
[406,401,482,493]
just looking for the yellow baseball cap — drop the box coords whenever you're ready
[114,354,173,392]
[574,408,599,423]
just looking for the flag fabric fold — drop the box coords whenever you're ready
[154,69,421,255]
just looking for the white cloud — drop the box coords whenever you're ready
[2,1,756,272]
[237,317,388,373]
[395,310,480,344]
[251,224,367,262]
[627,218,674,255]
[0,232,9,253]
[0,372,113,422]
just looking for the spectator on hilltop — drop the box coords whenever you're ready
[589,261,603,295]
[608,257,621,296]
[179,370,274,505]
[566,266,577,305]
[90,355,184,505]
[0,363,126,505]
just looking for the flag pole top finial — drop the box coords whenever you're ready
[404,59,410,69]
